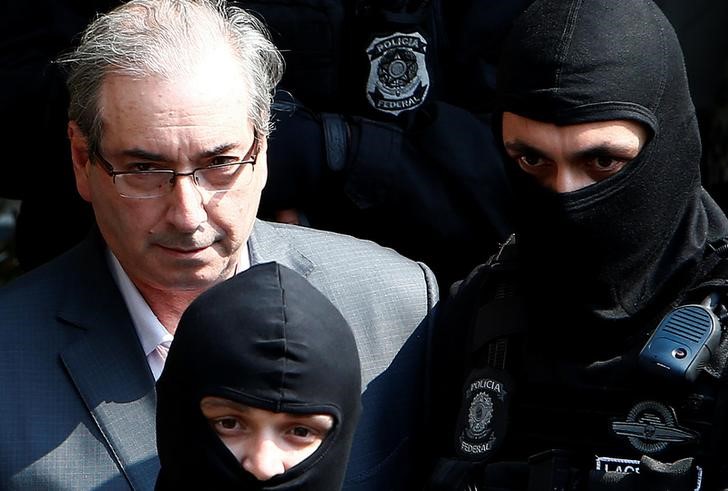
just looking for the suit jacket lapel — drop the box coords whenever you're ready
[58,234,159,490]
[53,222,312,490]
[248,220,314,277]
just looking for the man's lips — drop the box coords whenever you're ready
[168,246,206,253]
[156,243,213,254]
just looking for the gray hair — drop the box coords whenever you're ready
[56,0,284,154]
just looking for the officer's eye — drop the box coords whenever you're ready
[594,156,624,169]
[210,416,245,436]
[516,154,544,167]
[292,426,312,438]
[285,425,321,446]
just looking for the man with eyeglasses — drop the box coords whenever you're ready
[0,1,437,490]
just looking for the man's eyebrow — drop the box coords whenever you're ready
[504,140,639,161]
[198,143,239,159]
[119,143,239,162]
[120,148,167,161]
[305,414,334,430]
[572,143,639,161]
[503,141,546,158]
[201,397,251,412]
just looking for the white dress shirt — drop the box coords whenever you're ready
[107,244,250,381]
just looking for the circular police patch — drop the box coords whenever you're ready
[365,32,430,116]
[455,369,511,461]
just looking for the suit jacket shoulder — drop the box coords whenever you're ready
[250,220,439,489]
[250,220,438,385]
[0,234,158,490]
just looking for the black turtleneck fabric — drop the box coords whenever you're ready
[496,0,728,327]
[155,262,362,491]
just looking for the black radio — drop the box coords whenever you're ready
[638,293,723,382]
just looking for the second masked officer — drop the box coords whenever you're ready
[427,0,728,489]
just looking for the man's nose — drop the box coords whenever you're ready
[165,174,208,231]
[549,164,594,193]
[241,437,286,481]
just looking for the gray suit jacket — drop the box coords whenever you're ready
[0,220,438,490]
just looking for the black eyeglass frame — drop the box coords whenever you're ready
[92,136,259,199]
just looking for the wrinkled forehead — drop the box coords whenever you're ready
[99,70,250,120]
[103,46,249,108]
[97,66,253,151]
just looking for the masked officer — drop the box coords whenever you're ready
[156,263,361,490]
[427,0,728,489]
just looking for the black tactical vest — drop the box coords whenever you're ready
[428,236,728,491]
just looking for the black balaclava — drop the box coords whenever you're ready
[155,262,362,491]
[495,0,728,332]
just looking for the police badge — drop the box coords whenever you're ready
[365,32,430,116]
[455,368,511,461]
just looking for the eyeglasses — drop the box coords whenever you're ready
[93,139,258,199]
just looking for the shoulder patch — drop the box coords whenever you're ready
[454,368,512,461]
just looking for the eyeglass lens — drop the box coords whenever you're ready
[116,163,254,198]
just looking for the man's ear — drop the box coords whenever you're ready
[68,121,93,203]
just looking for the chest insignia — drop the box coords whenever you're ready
[365,32,430,116]
[610,400,698,454]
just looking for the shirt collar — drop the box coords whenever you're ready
[107,242,251,357]
[107,251,170,358]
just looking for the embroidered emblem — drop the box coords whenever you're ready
[365,32,430,115]
[455,370,510,460]
[610,400,698,455]
[466,392,493,440]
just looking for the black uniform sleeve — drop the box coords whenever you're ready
[423,260,494,489]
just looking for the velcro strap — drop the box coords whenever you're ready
[589,456,700,490]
